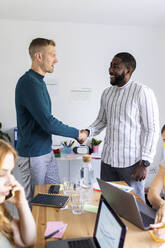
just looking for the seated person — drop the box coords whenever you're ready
[148,125,165,239]
[0,139,36,247]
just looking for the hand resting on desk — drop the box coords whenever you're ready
[150,223,165,241]
[150,203,165,240]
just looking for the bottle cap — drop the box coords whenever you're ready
[82,154,92,162]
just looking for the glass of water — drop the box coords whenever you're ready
[63,179,73,195]
[71,190,84,215]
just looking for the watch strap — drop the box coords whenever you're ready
[142,160,150,167]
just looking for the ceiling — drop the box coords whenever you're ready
[0,0,165,27]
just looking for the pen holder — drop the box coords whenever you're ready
[53,149,61,158]
[64,146,72,154]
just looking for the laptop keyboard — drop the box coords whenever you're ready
[140,212,154,226]
[68,239,94,248]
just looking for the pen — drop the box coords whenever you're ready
[45,228,62,240]
[71,141,75,146]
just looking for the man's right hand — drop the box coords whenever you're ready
[77,130,89,144]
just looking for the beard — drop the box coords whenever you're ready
[110,71,125,86]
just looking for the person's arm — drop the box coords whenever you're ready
[148,165,165,239]
[148,165,165,209]
[21,78,79,139]
[132,87,160,181]
[7,176,36,247]
[88,89,107,137]
[139,87,160,163]
[148,165,165,224]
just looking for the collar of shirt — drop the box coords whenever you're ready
[115,79,132,90]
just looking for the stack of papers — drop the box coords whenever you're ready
[108,182,133,192]
[93,181,133,192]
[91,153,101,159]
[45,221,67,239]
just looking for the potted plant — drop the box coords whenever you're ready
[91,138,102,153]
[0,122,11,142]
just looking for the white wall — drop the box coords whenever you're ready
[0,19,165,185]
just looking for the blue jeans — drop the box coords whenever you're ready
[100,160,146,202]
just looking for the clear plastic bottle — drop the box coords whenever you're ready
[80,155,94,203]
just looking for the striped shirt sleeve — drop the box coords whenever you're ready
[139,86,160,162]
[88,88,108,136]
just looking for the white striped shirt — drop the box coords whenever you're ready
[89,80,160,168]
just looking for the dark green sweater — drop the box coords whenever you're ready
[15,69,79,157]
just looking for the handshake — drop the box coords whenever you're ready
[77,129,89,144]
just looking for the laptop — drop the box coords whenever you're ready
[46,195,127,248]
[97,178,156,230]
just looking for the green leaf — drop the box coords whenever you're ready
[91,138,102,146]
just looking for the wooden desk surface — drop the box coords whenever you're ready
[32,184,163,248]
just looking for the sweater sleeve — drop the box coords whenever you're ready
[21,78,79,139]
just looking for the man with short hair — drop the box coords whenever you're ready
[87,52,160,201]
[15,38,87,205]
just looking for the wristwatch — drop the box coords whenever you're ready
[142,160,150,167]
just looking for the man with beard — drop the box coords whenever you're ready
[86,52,159,201]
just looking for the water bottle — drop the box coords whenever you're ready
[80,155,94,203]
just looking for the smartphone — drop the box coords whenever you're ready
[48,185,60,194]
[5,190,14,200]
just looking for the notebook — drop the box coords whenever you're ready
[97,178,156,230]
[46,195,127,248]
[31,193,69,208]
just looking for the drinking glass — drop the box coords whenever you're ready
[71,190,84,215]
[63,179,73,195]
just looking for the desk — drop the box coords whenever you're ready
[32,184,163,248]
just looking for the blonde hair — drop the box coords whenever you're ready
[29,38,56,59]
[0,140,17,169]
[0,139,17,245]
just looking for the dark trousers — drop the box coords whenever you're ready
[100,161,145,201]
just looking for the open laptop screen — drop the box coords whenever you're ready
[95,196,126,248]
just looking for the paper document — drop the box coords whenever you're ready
[84,204,98,213]
[108,182,133,192]
[45,221,68,239]
[91,153,101,159]
[93,181,133,192]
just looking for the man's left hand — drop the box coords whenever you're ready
[132,162,148,181]
[77,129,89,144]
